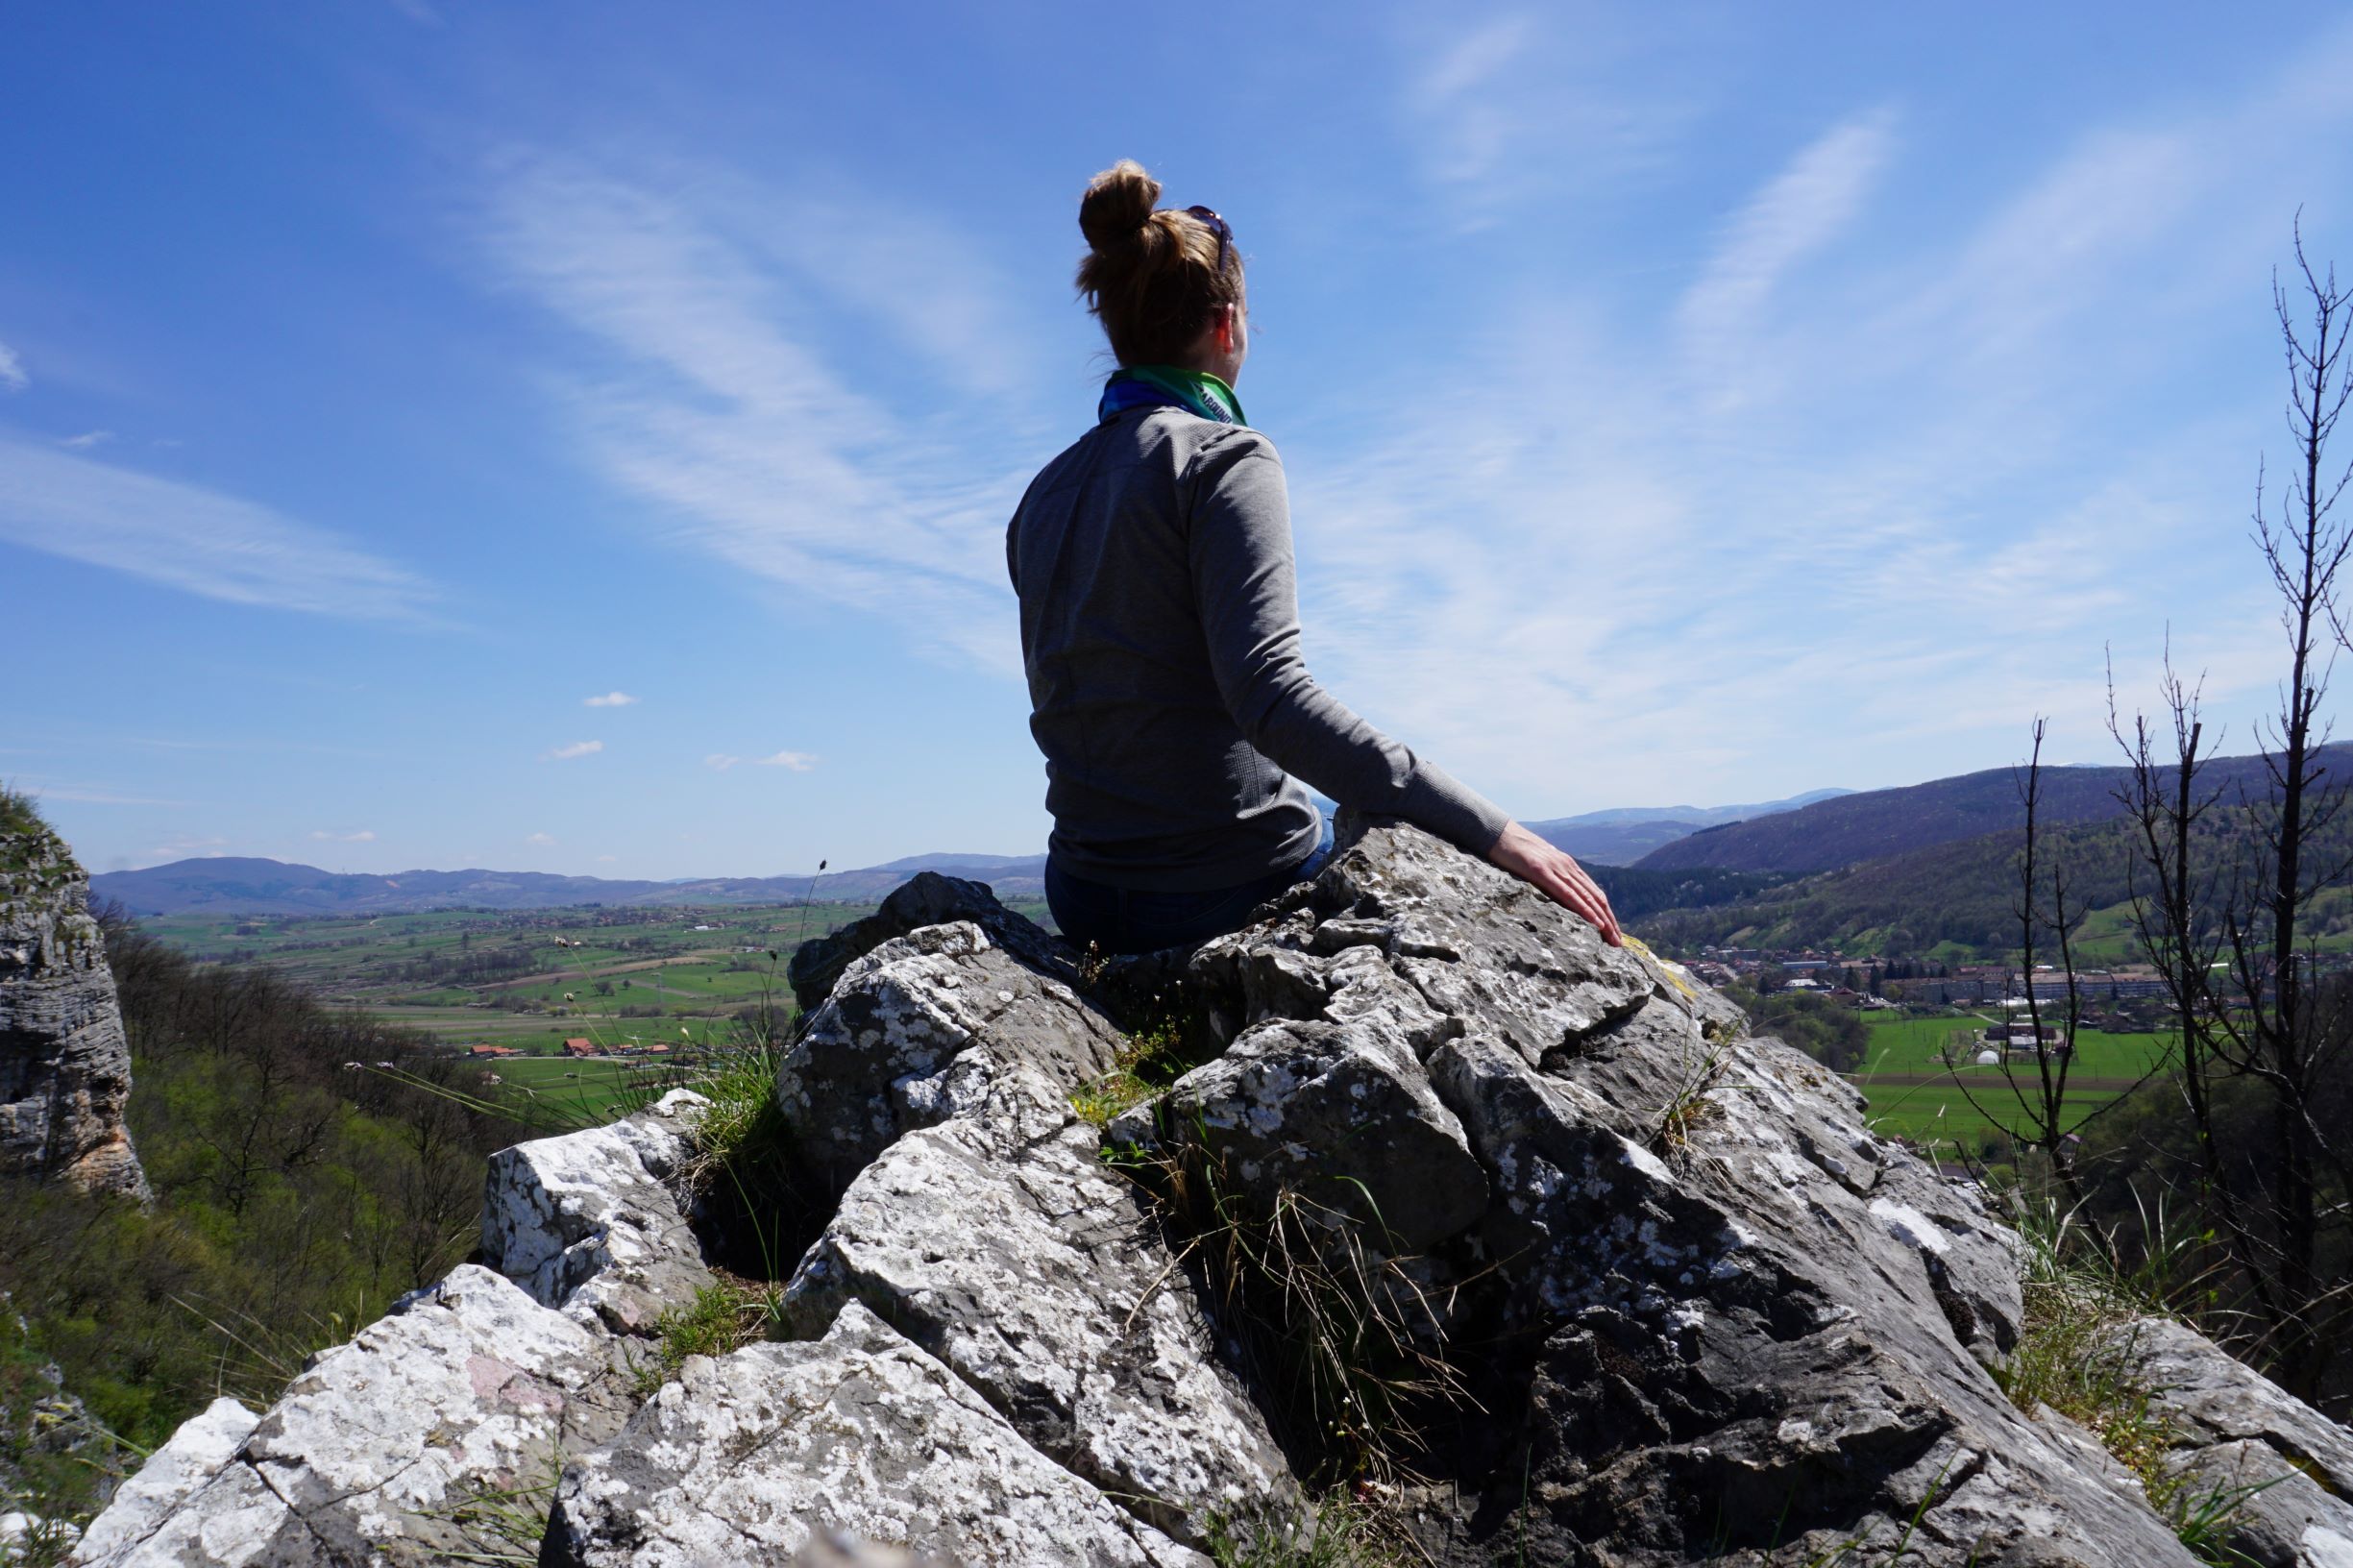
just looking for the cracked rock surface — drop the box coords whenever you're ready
[71,1097,720,1566]
[541,1301,1203,1568]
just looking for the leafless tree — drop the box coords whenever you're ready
[2107,222,2353,1397]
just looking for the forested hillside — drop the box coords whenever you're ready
[1632,745,2348,875]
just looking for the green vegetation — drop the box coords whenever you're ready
[1069,1013,1192,1127]
[630,1281,789,1400]
[0,782,47,840]
[1996,1196,2268,1566]
[1203,1495,1413,1567]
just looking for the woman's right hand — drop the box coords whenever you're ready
[1486,821,1624,945]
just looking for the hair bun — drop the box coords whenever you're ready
[1079,159,1162,252]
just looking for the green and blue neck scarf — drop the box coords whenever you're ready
[1097,365,1248,427]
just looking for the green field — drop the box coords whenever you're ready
[143,900,1051,1075]
[1849,1012,2175,1155]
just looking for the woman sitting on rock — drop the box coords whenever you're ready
[1008,159,1622,957]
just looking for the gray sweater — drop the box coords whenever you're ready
[1007,405,1511,892]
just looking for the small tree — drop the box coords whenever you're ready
[2107,223,2353,1399]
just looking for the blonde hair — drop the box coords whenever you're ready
[1074,159,1242,366]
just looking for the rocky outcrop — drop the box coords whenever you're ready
[81,818,2353,1567]
[0,818,146,1199]
[69,1095,721,1567]
[2103,1316,2353,1568]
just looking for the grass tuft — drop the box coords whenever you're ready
[628,1279,788,1400]
[1204,1491,1418,1567]
[1106,1129,1471,1489]
[1995,1192,2268,1566]
[1070,1014,1193,1128]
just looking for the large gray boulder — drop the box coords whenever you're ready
[774,919,1126,1188]
[0,817,146,1199]
[1104,821,2187,1566]
[539,1300,1202,1568]
[783,1065,1293,1545]
[478,1088,715,1333]
[2103,1316,2353,1568]
[70,1264,634,1567]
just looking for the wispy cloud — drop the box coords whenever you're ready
[1677,108,1897,410]
[1396,9,1703,223]
[309,828,377,843]
[0,341,27,392]
[0,438,435,619]
[705,748,817,772]
[545,740,603,760]
[526,831,557,845]
[583,691,638,707]
[1286,40,2353,813]
[59,429,114,450]
[480,152,1027,669]
[13,780,187,807]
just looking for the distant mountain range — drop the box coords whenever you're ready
[93,787,1851,917]
[94,853,1052,917]
[1526,789,1851,865]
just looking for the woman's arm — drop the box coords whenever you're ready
[1187,433,1622,944]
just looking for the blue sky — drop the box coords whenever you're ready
[7,5,2353,877]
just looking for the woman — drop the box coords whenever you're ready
[1008,159,1621,957]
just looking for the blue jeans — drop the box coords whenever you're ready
[1047,818,1336,957]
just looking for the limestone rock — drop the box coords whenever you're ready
[775,919,1126,1189]
[788,870,1077,1013]
[1118,1014,1487,1251]
[2105,1316,2353,1568]
[785,1066,1292,1543]
[479,1088,715,1333]
[67,1399,257,1565]
[0,820,146,1199]
[74,1264,634,1566]
[540,1300,1203,1568]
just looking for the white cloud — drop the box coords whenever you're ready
[583,691,638,707]
[0,340,23,391]
[59,429,114,450]
[1279,41,2353,816]
[1678,109,1897,408]
[0,438,435,619]
[481,154,1025,670]
[527,831,557,845]
[595,853,618,862]
[308,828,377,843]
[705,749,815,772]
[546,740,603,761]
[1397,9,1703,223]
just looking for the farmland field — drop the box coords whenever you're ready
[139,898,1055,1094]
[1848,1011,2174,1156]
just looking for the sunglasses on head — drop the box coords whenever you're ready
[1183,205,1233,276]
